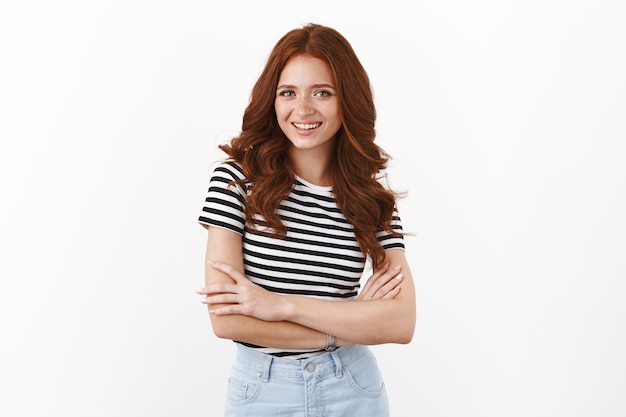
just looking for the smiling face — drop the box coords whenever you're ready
[275,55,342,158]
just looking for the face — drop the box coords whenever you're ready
[275,55,342,156]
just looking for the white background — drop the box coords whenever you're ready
[1,1,625,416]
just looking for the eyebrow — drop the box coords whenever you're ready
[276,83,336,90]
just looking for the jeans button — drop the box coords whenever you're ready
[306,363,316,372]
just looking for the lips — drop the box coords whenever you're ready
[293,122,321,130]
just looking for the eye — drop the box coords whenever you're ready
[315,90,331,97]
[278,90,295,97]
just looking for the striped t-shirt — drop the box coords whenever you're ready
[198,161,404,358]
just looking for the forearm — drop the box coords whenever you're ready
[208,292,412,347]
[284,296,415,345]
[208,311,329,350]
[202,232,416,347]
[282,249,415,345]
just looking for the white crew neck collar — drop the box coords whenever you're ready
[294,175,333,192]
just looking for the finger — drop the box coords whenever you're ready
[202,294,239,304]
[207,260,247,283]
[368,265,401,298]
[209,305,242,315]
[359,263,390,299]
[374,273,403,298]
[381,286,401,300]
[196,283,238,295]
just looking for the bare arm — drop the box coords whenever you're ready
[203,246,416,346]
[284,249,415,345]
[201,225,328,350]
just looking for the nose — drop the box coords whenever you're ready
[296,96,314,116]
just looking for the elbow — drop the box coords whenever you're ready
[396,328,414,344]
[205,302,246,340]
[211,321,230,340]
[393,313,415,344]
[208,311,237,340]
[376,326,413,345]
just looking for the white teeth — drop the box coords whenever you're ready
[294,123,320,130]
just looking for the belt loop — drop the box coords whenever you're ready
[330,350,343,378]
[260,353,273,382]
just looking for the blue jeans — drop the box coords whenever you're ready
[224,343,390,417]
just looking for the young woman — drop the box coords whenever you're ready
[197,23,416,417]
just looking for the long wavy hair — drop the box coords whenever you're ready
[219,23,402,269]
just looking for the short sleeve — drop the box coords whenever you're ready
[198,161,247,235]
[376,209,405,250]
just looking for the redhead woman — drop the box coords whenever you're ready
[197,23,416,417]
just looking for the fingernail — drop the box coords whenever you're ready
[394,265,401,271]
[395,274,403,280]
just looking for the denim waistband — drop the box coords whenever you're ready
[233,343,373,382]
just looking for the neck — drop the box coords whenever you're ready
[289,148,333,187]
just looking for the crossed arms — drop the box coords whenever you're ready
[197,225,416,350]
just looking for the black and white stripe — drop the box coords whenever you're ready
[199,161,404,359]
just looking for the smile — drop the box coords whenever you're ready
[293,122,321,130]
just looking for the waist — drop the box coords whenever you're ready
[234,343,373,379]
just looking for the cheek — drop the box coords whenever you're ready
[274,105,290,132]
[274,103,288,121]
[323,101,341,119]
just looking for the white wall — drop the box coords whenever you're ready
[1,1,625,416]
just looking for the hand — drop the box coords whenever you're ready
[357,263,403,301]
[197,261,288,321]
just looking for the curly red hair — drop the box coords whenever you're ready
[219,23,402,269]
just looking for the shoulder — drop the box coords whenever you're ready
[211,160,246,182]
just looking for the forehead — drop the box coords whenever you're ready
[278,55,335,84]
